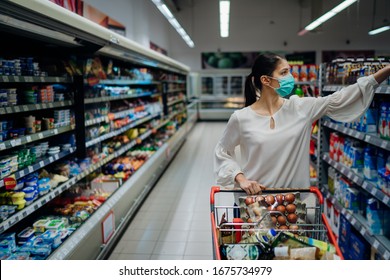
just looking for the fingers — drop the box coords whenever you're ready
[244,181,263,195]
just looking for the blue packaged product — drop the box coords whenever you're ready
[366,198,385,235]
[40,230,62,249]
[0,232,16,252]
[361,107,378,133]
[377,168,387,193]
[349,232,370,260]
[350,141,364,173]
[363,146,378,182]
[379,103,388,139]
[0,239,12,254]
[17,227,35,245]
[377,150,387,170]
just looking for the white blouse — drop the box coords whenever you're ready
[214,75,379,189]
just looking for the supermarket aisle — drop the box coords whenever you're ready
[108,122,229,260]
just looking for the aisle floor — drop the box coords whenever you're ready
[108,122,230,260]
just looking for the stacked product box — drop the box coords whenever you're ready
[338,214,371,260]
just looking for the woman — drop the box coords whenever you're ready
[214,53,390,195]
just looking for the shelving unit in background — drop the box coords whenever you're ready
[0,0,194,260]
[318,62,390,260]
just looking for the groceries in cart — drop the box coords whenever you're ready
[213,189,342,260]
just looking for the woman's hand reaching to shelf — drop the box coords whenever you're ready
[235,173,266,195]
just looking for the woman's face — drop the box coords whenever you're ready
[272,59,291,79]
[261,58,291,89]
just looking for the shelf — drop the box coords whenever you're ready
[375,85,390,94]
[46,124,187,259]
[323,120,365,140]
[85,107,147,127]
[321,186,390,260]
[322,85,346,92]
[322,153,390,207]
[0,147,76,188]
[85,116,109,127]
[163,80,186,84]
[323,120,390,151]
[0,125,75,151]
[91,79,160,86]
[167,89,185,94]
[167,99,185,107]
[0,76,72,83]
[85,113,160,147]
[323,84,390,94]
[84,91,161,104]
[0,101,73,115]
[296,81,317,85]
[0,126,157,235]
[169,109,186,119]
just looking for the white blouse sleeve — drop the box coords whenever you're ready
[302,75,379,122]
[214,112,243,186]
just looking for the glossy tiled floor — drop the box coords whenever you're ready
[108,122,233,260]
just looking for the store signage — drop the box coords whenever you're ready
[101,211,115,244]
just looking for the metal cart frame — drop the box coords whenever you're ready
[210,186,343,260]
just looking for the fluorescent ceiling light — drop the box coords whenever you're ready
[151,0,194,48]
[368,25,390,35]
[298,0,358,36]
[220,0,230,38]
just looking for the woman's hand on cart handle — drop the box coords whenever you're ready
[235,173,266,195]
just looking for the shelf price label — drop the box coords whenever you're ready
[0,143,6,150]
[373,240,380,250]
[384,251,390,260]
[3,76,9,82]
[19,170,25,177]
[38,133,44,139]
[10,139,22,147]
[39,161,45,168]
[40,77,45,82]
[28,166,34,173]
[26,136,32,143]
[361,227,366,236]
[383,196,389,205]
[23,105,29,111]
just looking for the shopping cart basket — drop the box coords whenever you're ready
[210,186,343,260]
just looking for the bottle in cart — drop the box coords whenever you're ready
[255,228,278,245]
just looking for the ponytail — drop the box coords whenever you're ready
[244,73,257,107]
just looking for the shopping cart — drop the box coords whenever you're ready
[210,186,344,260]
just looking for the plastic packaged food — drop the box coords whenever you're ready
[13,199,26,210]
[17,227,36,245]
[45,219,65,231]
[0,232,17,252]
[33,219,48,233]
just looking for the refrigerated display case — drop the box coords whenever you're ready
[197,70,247,120]
[0,0,193,260]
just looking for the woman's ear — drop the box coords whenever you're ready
[260,75,271,86]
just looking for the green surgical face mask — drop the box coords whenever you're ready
[269,74,295,97]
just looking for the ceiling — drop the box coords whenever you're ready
[166,0,390,37]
